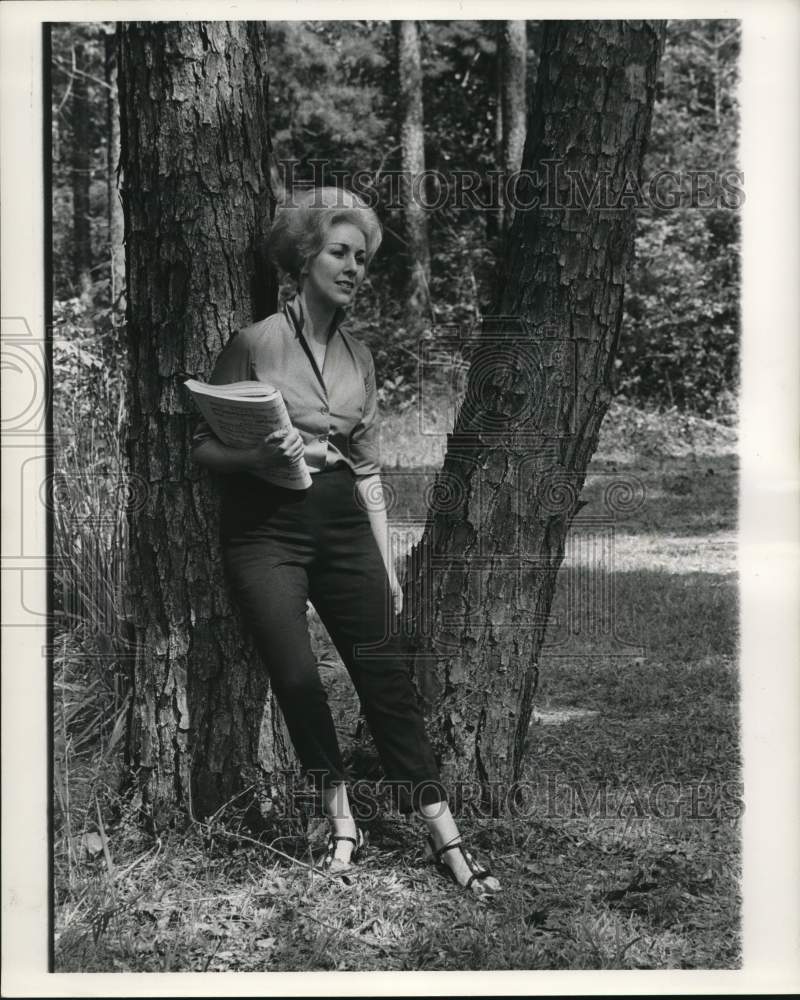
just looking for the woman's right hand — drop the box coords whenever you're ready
[245,427,305,474]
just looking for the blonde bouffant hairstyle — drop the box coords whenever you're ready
[268,187,383,283]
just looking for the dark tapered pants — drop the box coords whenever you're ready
[220,465,445,810]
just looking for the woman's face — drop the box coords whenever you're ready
[302,222,367,309]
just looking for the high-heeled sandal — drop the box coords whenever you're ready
[321,827,364,871]
[426,835,499,895]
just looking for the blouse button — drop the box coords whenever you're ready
[320,406,329,414]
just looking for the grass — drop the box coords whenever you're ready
[52,394,740,971]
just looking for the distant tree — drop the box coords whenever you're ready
[394,20,431,329]
[497,20,527,235]
[406,20,666,795]
[266,20,393,183]
[51,23,115,307]
[620,20,741,414]
[104,28,125,313]
[70,40,92,299]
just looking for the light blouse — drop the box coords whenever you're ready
[192,295,381,478]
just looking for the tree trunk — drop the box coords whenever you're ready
[118,21,289,830]
[104,29,125,316]
[406,20,665,802]
[394,20,431,329]
[71,40,92,299]
[500,21,527,235]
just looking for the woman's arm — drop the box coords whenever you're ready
[190,325,301,476]
[354,473,403,615]
[192,427,305,476]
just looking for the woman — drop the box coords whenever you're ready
[192,187,500,896]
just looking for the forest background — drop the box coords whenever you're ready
[50,19,741,972]
[53,19,739,419]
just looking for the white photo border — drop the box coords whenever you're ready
[2,1,798,995]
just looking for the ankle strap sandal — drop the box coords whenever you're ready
[427,835,498,894]
[321,827,364,871]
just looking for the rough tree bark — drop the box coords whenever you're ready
[119,21,288,829]
[405,21,665,800]
[394,20,431,329]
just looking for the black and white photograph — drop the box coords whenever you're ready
[1,1,798,994]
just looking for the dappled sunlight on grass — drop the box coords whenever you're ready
[576,531,737,575]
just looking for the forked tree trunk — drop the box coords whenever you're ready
[119,21,289,829]
[406,20,665,800]
[394,20,431,329]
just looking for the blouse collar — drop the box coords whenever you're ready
[284,294,348,341]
